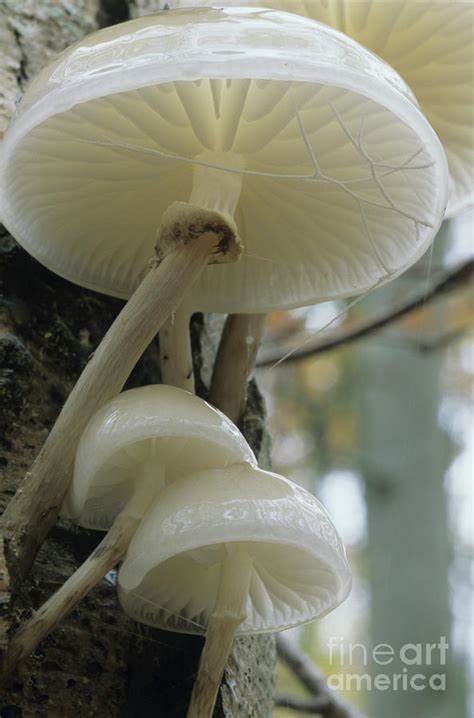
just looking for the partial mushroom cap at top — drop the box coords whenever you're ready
[175,0,473,217]
[118,463,351,635]
[61,385,256,530]
[0,7,448,312]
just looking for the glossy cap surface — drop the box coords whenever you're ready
[119,464,351,634]
[0,7,448,311]
[62,385,256,530]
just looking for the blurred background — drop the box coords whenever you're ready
[256,211,473,718]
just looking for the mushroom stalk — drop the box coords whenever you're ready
[187,547,253,718]
[1,461,163,679]
[210,313,266,424]
[160,153,243,393]
[159,305,194,392]
[1,217,240,585]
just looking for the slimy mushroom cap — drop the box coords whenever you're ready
[62,385,256,530]
[118,463,351,634]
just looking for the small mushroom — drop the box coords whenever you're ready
[0,7,449,573]
[2,385,256,676]
[118,462,351,717]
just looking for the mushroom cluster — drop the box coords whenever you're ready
[3,384,256,674]
[0,4,468,717]
[4,386,351,718]
[1,385,256,670]
[0,7,449,525]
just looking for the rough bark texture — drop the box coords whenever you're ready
[0,0,98,136]
[0,1,275,714]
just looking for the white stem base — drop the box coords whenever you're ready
[187,547,253,718]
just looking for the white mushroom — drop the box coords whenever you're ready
[119,462,351,717]
[1,8,448,308]
[0,7,448,577]
[172,0,473,216]
[2,385,256,676]
[166,0,473,419]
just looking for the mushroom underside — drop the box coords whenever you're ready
[168,0,473,216]
[63,435,252,529]
[119,539,349,635]
[3,78,446,312]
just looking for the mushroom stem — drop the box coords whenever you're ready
[159,153,244,394]
[1,228,235,587]
[187,547,253,718]
[210,313,266,424]
[189,154,243,217]
[159,305,194,391]
[1,461,162,680]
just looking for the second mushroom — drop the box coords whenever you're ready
[2,384,256,676]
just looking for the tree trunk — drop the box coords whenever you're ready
[358,227,466,718]
[0,1,275,714]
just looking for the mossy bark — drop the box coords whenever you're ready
[0,1,275,714]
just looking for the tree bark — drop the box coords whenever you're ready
[0,1,275,714]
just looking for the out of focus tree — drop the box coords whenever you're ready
[264,219,472,717]
[358,224,466,718]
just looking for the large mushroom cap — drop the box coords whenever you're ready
[179,1,472,217]
[118,464,351,634]
[62,385,256,530]
[0,7,448,312]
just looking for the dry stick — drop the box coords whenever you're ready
[3,466,160,678]
[1,511,138,680]
[258,259,474,367]
[274,694,331,714]
[0,235,219,590]
[210,313,266,425]
[1,461,161,680]
[159,305,194,392]
[277,634,366,718]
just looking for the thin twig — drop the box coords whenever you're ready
[274,693,330,714]
[276,634,366,718]
[416,327,469,354]
[258,260,474,367]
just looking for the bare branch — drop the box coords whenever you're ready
[274,693,330,713]
[276,634,366,718]
[258,260,474,367]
